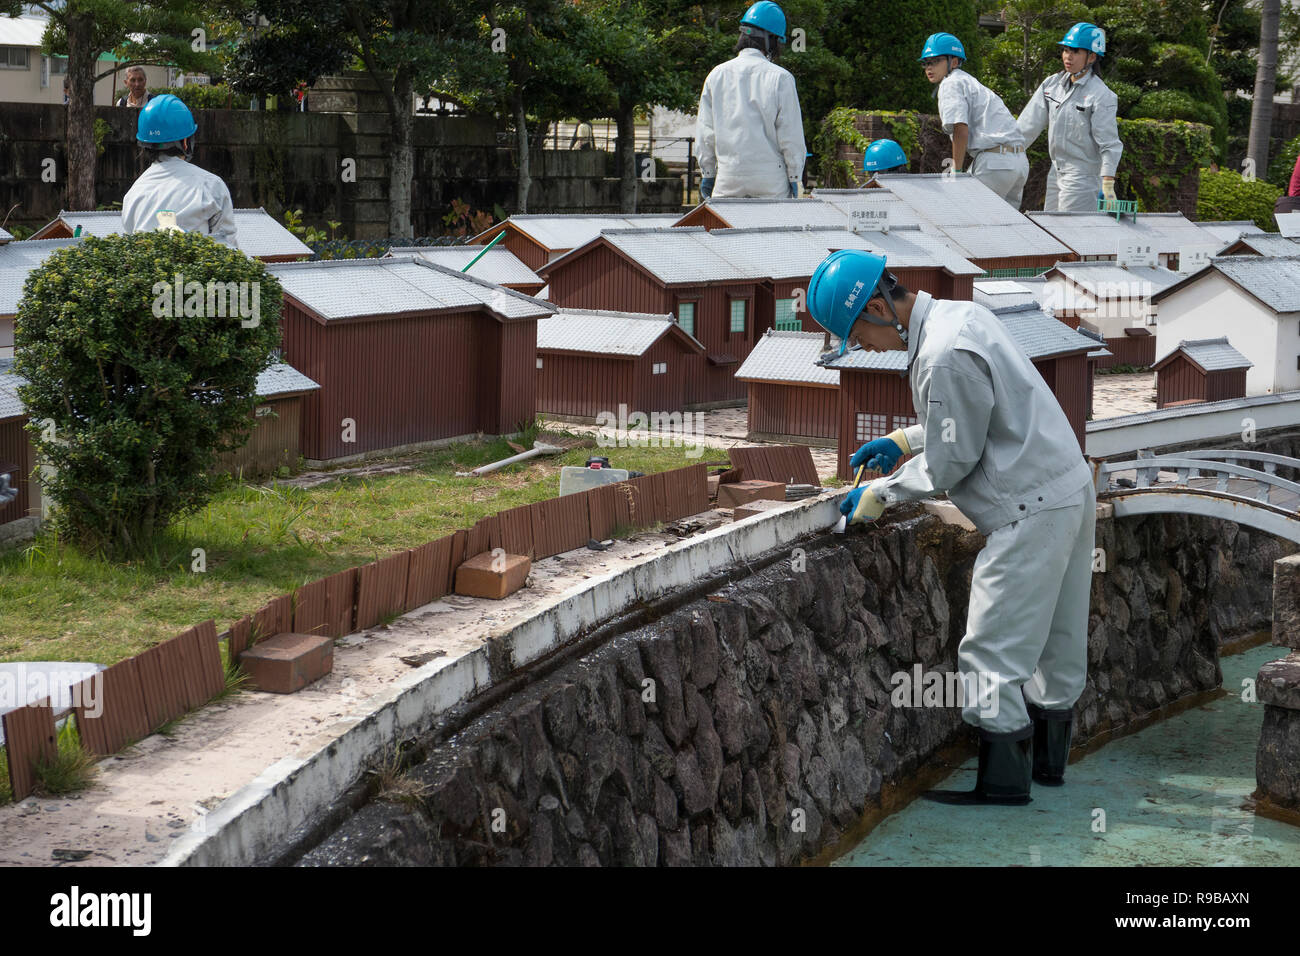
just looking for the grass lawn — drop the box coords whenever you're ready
[0,428,727,667]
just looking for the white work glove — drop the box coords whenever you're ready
[1101,177,1117,201]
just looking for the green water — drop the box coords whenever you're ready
[834,643,1300,866]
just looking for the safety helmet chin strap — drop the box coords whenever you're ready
[860,275,908,346]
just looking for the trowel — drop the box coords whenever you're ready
[831,464,866,534]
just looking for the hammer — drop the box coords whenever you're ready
[831,464,867,534]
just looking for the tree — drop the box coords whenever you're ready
[980,0,1092,112]
[14,232,283,554]
[1247,0,1281,174]
[1,1,216,211]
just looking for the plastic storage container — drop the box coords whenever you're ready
[559,465,630,497]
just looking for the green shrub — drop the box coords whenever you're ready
[147,84,242,111]
[1268,133,1300,193]
[1197,167,1283,232]
[14,232,283,555]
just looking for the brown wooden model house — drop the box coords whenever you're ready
[30,209,313,262]
[1153,338,1251,408]
[215,363,321,476]
[386,246,545,296]
[735,330,839,445]
[471,214,679,271]
[269,256,553,462]
[536,309,706,421]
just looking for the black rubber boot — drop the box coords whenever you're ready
[922,728,1033,806]
[1027,701,1073,786]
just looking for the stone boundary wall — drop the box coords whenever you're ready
[297,506,1293,866]
[0,103,683,239]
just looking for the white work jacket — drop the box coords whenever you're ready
[695,49,807,199]
[869,292,1092,535]
[1018,69,1122,178]
[936,69,1025,156]
[122,155,238,246]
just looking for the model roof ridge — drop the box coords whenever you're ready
[549,307,675,321]
[1212,253,1300,262]
[761,329,826,338]
[506,212,674,219]
[703,196,827,203]
[1178,336,1233,347]
[989,302,1046,315]
[601,226,705,236]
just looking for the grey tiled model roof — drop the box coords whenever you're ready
[1047,261,1181,298]
[1026,211,1208,257]
[256,362,320,398]
[268,256,555,321]
[1195,256,1300,313]
[0,226,13,242]
[43,208,312,258]
[537,308,703,356]
[1196,220,1265,243]
[975,276,1089,314]
[0,238,83,315]
[386,246,543,286]
[0,368,25,420]
[818,346,909,372]
[991,303,1101,360]
[1161,337,1252,372]
[865,175,1072,259]
[687,197,855,230]
[1073,324,1113,359]
[479,214,679,251]
[706,225,981,279]
[736,330,839,385]
[1218,234,1300,257]
[593,228,768,283]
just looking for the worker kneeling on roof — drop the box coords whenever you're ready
[695,1,807,201]
[123,94,237,246]
[808,249,1096,806]
[1018,22,1123,212]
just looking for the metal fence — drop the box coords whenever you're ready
[307,235,473,261]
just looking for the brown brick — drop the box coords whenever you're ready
[716,479,785,510]
[239,633,334,694]
[454,551,531,600]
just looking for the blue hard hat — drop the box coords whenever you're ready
[863,139,908,173]
[137,93,197,145]
[1059,22,1106,55]
[808,250,893,356]
[919,32,966,61]
[740,1,787,42]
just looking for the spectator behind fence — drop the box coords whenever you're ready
[115,66,152,109]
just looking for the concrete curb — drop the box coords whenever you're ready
[161,493,841,866]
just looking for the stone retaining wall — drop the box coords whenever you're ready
[297,506,1293,866]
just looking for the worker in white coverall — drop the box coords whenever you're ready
[808,249,1096,805]
[921,32,1029,209]
[695,1,807,200]
[123,94,238,246]
[1018,22,1123,212]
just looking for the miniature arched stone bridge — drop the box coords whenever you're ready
[1095,450,1300,544]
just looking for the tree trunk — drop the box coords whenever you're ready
[616,100,637,214]
[388,67,415,238]
[65,10,98,210]
[1247,0,1281,175]
[514,93,531,214]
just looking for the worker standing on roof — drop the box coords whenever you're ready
[808,248,1096,806]
[862,139,909,182]
[922,32,1029,209]
[123,94,237,246]
[695,1,807,201]
[1018,23,1123,212]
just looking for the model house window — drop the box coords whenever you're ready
[855,413,888,443]
[774,297,801,331]
[729,298,747,334]
[652,362,667,375]
[891,415,918,431]
[0,47,31,69]
[677,302,695,337]
[536,357,543,369]
[47,56,68,74]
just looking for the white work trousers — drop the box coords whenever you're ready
[970,151,1029,210]
[958,481,1096,735]
[1044,161,1102,212]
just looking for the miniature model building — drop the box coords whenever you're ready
[1041,260,1180,367]
[386,245,546,295]
[472,213,679,270]
[1153,338,1252,409]
[29,208,313,261]
[269,256,553,461]
[735,330,840,445]
[1026,211,1211,271]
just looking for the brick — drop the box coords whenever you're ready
[733,498,791,521]
[716,480,785,510]
[454,551,531,600]
[239,633,334,694]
